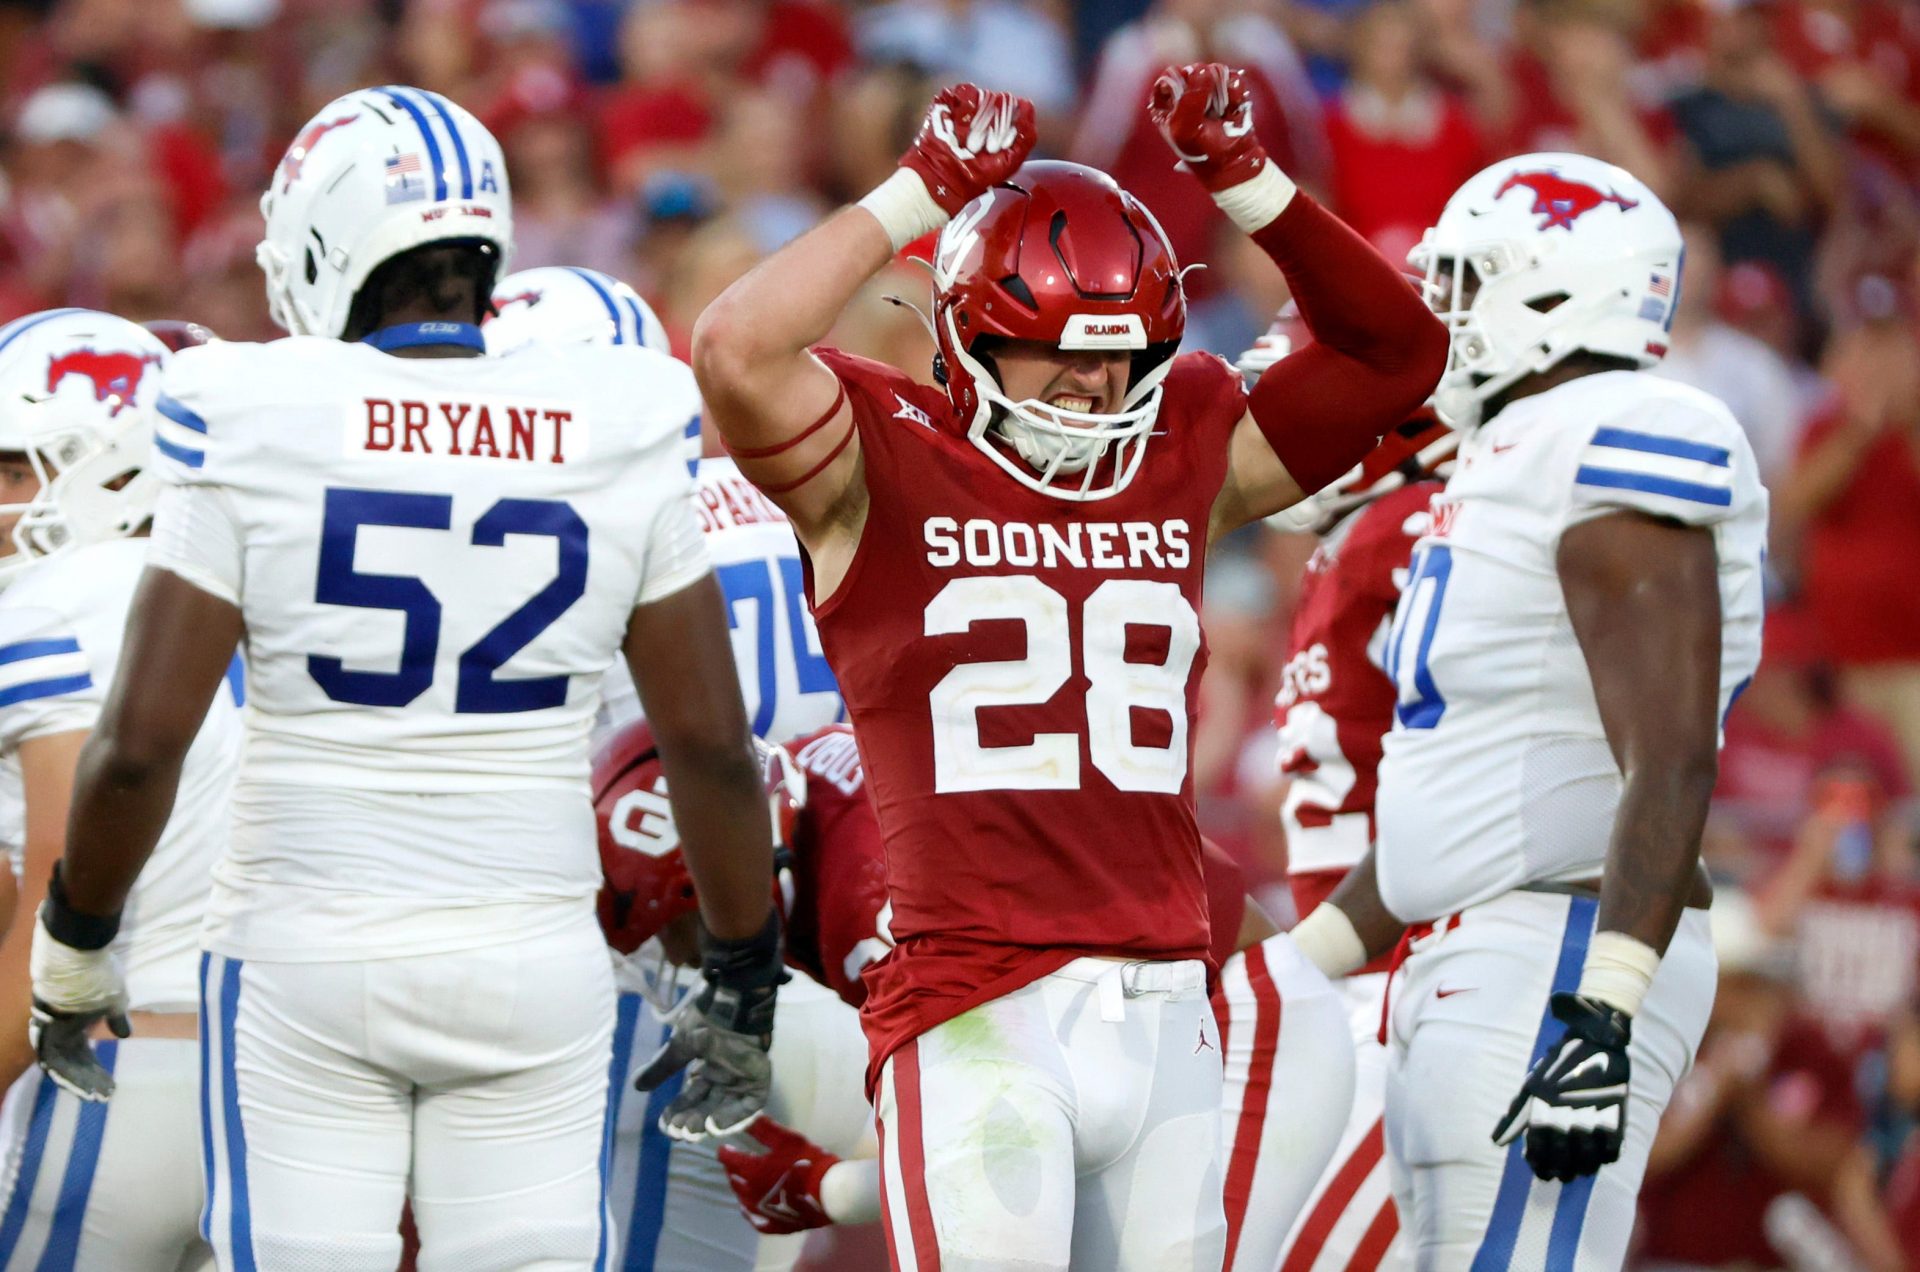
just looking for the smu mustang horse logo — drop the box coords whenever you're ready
[46,348,161,416]
[278,114,359,193]
[1495,170,1638,230]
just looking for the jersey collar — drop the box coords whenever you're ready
[360,322,487,354]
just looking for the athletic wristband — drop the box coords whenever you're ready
[821,1158,883,1225]
[1210,160,1298,235]
[856,169,951,254]
[1577,930,1660,1018]
[699,909,787,993]
[1289,901,1367,979]
[41,864,120,952]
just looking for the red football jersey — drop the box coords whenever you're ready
[1276,481,1441,923]
[782,723,892,1008]
[806,348,1245,1090]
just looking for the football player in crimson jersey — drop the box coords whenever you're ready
[1247,314,1456,1272]
[594,721,869,1272]
[688,65,1445,1268]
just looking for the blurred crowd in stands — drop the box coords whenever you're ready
[0,0,1916,1265]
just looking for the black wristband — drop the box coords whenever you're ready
[699,909,787,993]
[42,863,121,952]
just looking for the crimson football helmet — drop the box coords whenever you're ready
[930,160,1185,502]
[593,721,804,956]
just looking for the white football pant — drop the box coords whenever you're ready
[875,957,1224,1272]
[1277,971,1407,1272]
[0,1036,210,1272]
[1217,934,1355,1272]
[1384,892,1714,1271]
[604,969,871,1272]
[199,917,615,1272]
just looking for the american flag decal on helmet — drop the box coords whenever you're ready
[384,152,426,204]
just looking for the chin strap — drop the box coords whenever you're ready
[360,322,486,354]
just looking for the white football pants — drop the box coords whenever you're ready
[1384,892,1714,1271]
[604,969,871,1272]
[199,917,615,1272]
[1277,971,1407,1272]
[875,957,1225,1272]
[0,1035,211,1272]
[1217,934,1355,1272]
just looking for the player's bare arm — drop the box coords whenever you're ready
[623,574,772,942]
[695,85,1035,594]
[1560,511,1722,961]
[1289,847,1408,977]
[1146,64,1447,542]
[31,567,239,1098]
[0,730,86,1087]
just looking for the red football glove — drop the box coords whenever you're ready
[718,1116,840,1235]
[899,84,1037,215]
[1149,62,1270,192]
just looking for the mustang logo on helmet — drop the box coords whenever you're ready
[45,348,161,416]
[1495,170,1639,231]
[277,114,359,194]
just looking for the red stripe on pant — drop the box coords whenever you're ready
[1222,943,1282,1269]
[1350,1198,1400,1271]
[1281,1118,1388,1272]
[886,1038,941,1272]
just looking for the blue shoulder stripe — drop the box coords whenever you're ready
[0,673,93,708]
[1588,426,1728,467]
[157,393,209,434]
[0,637,80,667]
[382,88,448,203]
[416,90,473,200]
[154,432,207,469]
[1575,465,1732,506]
[566,267,625,343]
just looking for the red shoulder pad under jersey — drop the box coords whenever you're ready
[781,723,893,1008]
[1277,479,1443,891]
[1200,838,1247,970]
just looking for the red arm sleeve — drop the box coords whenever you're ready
[1245,194,1449,493]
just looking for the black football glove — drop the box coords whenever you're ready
[635,910,787,1141]
[1491,992,1631,1182]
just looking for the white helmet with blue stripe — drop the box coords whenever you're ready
[0,309,171,585]
[485,266,671,356]
[257,86,514,339]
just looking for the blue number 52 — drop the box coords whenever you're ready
[310,488,588,713]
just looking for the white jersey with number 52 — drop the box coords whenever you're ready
[1375,371,1766,922]
[147,335,710,961]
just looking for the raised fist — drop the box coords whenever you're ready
[717,1116,840,1234]
[900,84,1037,216]
[1149,63,1270,192]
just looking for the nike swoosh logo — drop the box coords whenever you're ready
[1492,442,1517,453]
[1435,986,1475,998]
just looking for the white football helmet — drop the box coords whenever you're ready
[486,266,671,356]
[257,86,513,338]
[1408,152,1682,429]
[0,309,171,586]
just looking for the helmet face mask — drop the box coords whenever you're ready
[1409,153,1683,429]
[931,161,1186,502]
[259,87,514,341]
